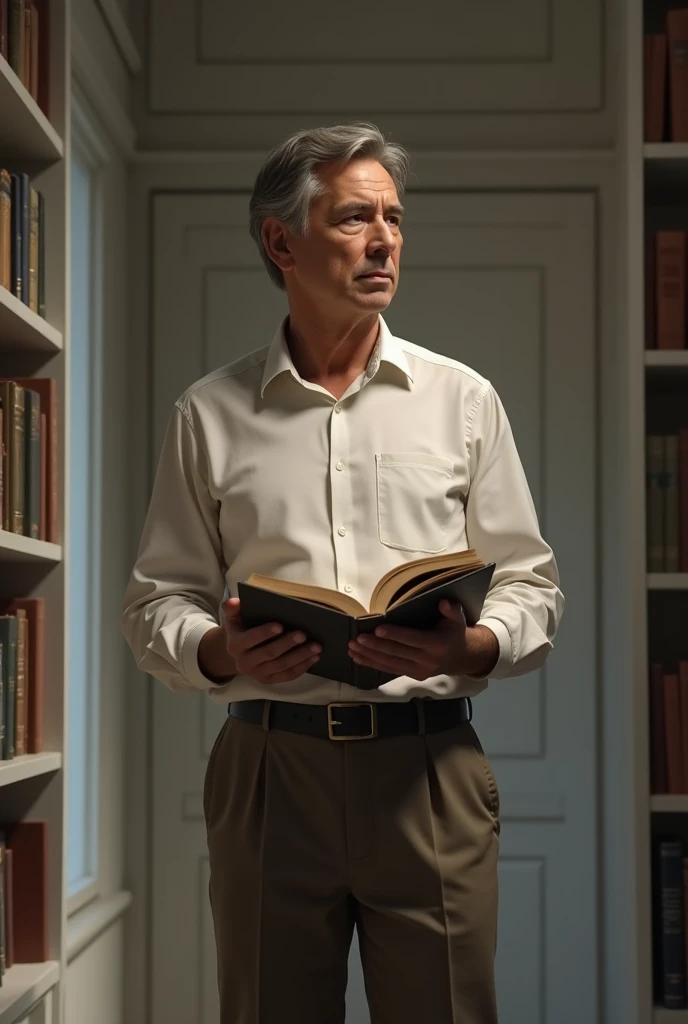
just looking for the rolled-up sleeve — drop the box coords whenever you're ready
[465,383,564,680]
[120,403,226,694]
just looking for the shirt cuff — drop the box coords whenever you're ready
[466,616,513,681]
[181,619,223,691]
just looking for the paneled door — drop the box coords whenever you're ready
[150,191,596,1024]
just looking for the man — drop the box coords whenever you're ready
[121,122,564,1024]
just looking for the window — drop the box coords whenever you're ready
[67,98,104,908]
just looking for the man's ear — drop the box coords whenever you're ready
[261,218,295,274]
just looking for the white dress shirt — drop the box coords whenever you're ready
[121,316,564,705]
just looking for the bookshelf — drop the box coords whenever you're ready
[641,3,688,1020]
[0,0,69,1021]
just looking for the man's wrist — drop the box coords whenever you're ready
[197,625,237,684]
[459,624,500,678]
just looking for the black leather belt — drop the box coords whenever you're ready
[228,696,472,741]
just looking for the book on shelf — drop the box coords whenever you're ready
[238,549,495,689]
[0,169,46,317]
[653,837,688,1008]
[650,662,688,795]
[647,232,687,350]
[4,821,48,963]
[0,377,58,542]
[644,10,688,143]
[2,1,49,114]
[646,431,688,573]
[0,598,45,757]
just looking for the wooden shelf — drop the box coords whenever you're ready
[654,1009,688,1023]
[0,287,62,355]
[0,962,59,1023]
[651,796,688,813]
[648,574,688,590]
[645,351,688,369]
[0,752,61,789]
[0,532,61,563]
[0,57,62,166]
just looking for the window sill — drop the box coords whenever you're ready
[66,890,132,963]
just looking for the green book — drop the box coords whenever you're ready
[0,617,17,760]
[23,388,40,539]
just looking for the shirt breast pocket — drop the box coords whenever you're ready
[375,452,456,554]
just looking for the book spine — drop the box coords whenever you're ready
[26,599,43,753]
[37,190,44,317]
[656,232,687,348]
[651,662,668,794]
[665,435,681,571]
[645,34,669,142]
[0,0,7,60]
[0,643,3,754]
[21,0,28,89]
[646,230,657,349]
[648,435,666,571]
[4,847,12,970]
[681,429,688,572]
[7,0,23,80]
[13,613,25,756]
[9,174,20,300]
[668,10,688,142]
[660,839,687,1006]
[38,409,45,540]
[29,1,37,98]
[0,170,10,294]
[9,384,23,535]
[0,384,8,531]
[28,185,37,312]
[34,0,48,118]
[665,672,685,793]
[23,390,39,538]
[0,616,17,761]
[19,173,29,305]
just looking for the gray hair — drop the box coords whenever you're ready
[248,122,410,290]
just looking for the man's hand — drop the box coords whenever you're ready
[347,600,500,681]
[198,597,321,685]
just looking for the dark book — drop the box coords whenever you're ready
[0,382,24,535]
[37,190,44,317]
[1,598,43,754]
[0,838,6,979]
[12,610,25,756]
[645,34,668,142]
[34,0,48,118]
[19,172,29,306]
[28,185,37,312]
[238,550,495,690]
[6,820,48,962]
[656,839,687,1006]
[23,388,39,538]
[651,662,668,794]
[0,378,57,543]
[4,847,13,969]
[7,0,23,80]
[0,170,10,293]
[0,616,17,760]
[9,174,20,300]
[0,0,7,60]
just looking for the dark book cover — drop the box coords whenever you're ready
[19,172,29,306]
[0,616,17,760]
[0,0,8,60]
[655,838,687,1007]
[0,378,57,543]
[33,0,48,119]
[9,174,20,300]
[239,562,495,690]
[23,388,39,538]
[7,0,23,79]
[0,838,6,978]
[37,189,44,317]
[1,598,43,754]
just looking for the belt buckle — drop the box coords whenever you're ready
[327,702,378,741]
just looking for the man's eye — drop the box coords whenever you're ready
[344,215,363,224]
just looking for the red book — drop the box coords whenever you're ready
[39,409,45,541]
[7,820,48,962]
[656,232,687,349]
[645,34,668,142]
[681,429,688,572]
[679,663,688,794]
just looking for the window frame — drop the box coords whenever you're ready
[67,87,107,916]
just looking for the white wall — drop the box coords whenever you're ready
[65,2,137,1022]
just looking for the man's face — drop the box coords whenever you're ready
[278,157,404,314]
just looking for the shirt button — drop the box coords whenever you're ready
[334,404,341,413]
[344,584,353,593]
[335,461,344,471]
[338,526,347,537]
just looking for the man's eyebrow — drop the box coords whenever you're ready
[331,201,405,218]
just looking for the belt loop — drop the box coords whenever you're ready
[415,698,426,736]
[262,700,271,731]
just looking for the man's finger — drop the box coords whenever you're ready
[439,599,466,624]
[369,624,439,649]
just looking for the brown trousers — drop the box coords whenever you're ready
[204,705,500,1024]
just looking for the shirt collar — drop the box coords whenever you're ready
[260,315,414,398]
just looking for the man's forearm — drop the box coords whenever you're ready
[198,625,237,684]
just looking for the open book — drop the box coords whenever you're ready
[237,549,496,690]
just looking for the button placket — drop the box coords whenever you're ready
[330,399,355,597]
